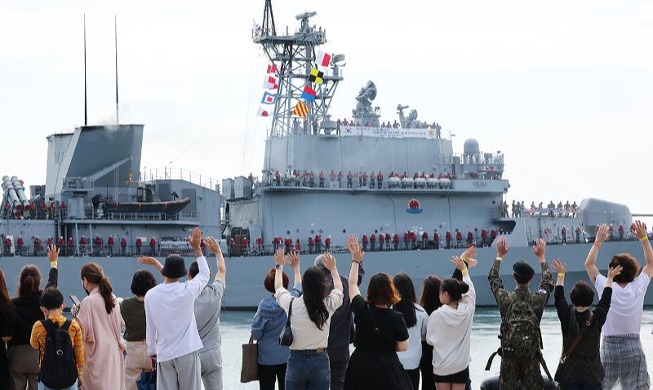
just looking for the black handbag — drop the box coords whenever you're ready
[279,298,294,346]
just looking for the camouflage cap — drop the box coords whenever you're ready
[512,260,535,278]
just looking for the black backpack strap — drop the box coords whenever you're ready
[485,347,501,371]
[537,352,554,382]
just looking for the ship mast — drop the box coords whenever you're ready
[254,0,344,136]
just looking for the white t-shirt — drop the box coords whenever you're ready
[397,303,428,370]
[275,287,344,350]
[595,272,650,336]
[144,256,210,362]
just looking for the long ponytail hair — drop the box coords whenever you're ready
[81,263,115,314]
[393,273,417,328]
[301,266,329,330]
[419,275,442,315]
[17,264,42,298]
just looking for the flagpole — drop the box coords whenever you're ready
[83,14,88,126]
[114,15,120,125]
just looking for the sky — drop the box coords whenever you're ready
[1,0,653,217]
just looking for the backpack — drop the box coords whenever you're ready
[499,291,542,357]
[39,319,78,389]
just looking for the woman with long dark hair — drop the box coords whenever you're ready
[274,248,344,390]
[0,269,17,389]
[393,273,428,390]
[426,257,476,390]
[8,245,58,390]
[419,275,442,390]
[120,269,157,390]
[76,263,125,390]
[344,235,413,390]
[251,251,303,390]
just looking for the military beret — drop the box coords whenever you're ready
[513,260,535,278]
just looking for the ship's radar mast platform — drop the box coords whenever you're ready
[253,0,344,137]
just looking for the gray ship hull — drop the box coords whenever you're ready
[2,239,649,309]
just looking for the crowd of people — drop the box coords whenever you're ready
[1,235,162,258]
[0,222,651,389]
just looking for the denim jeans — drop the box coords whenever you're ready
[38,381,78,390]
[285,350,330,390]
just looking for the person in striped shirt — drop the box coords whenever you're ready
[30,287,85,389]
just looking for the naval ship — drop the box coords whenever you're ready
[1,2,651,308]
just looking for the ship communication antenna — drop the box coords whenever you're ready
[114,15,120,125]
[254,0,344,136]
[83,14,88,126]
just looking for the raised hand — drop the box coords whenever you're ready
[287,250,300,269]
[138,256,159,266]
[47,244,59,264]
[322,252,337,272]
[551,259,566,274]
[347,235,364,263]
[461,246,478,267]
[595,224,609,245]
[187,227,202,250]
[274,248,286,266]
[631,220,648,240]
[451,256,467,271]
[496,236,509,258]
[532,238,546,259]
[607,264,623,282]
[204,237,222,256]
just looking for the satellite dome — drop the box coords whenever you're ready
[463,138,480,155]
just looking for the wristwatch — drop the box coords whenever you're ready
[275,263,282,270]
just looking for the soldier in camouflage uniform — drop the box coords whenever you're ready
[487,236,554,390]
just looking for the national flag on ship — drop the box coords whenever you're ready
[257,108,270,117]
[308,67,324,84]
[263,75,279,90]
[316,51,331,68]
[301,85,316,101]
[293,101,309,117]
[261,92,276,104]
[266,64,278,74]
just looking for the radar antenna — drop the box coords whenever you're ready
[254,0,344,136]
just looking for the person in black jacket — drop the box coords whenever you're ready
[552,259,620,389]
[313,241,365,390]
[8,245,59,390]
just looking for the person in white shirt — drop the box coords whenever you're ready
[584,221,652,389]
[393,273,428,390]
[144,227,210,390]
[274,248,344,390]
[426,257,476,390]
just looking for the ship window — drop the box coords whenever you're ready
[310,230,315,234]
[342,229,346,233]
[286,230,291,235]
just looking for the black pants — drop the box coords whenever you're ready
[258,363,286,390]
[328,345,350,390]
[405,368,419,390]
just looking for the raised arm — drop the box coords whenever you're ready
[45,244,59,288]
[287,250,302,287]
[187,228,210,294]
[489,236,510,307]
[453,256,475,306]
[533,238,554,295]
[273,248,286,291]
[205,237,226,283]
[347,234,364,301]
[453,246,477,280]
[585,224,608,283]
[632,220,653,278]
[551,259,566,287]
[322,253,343,292]
[138,256,164,275]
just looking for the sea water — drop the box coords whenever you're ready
[219,307,653,390]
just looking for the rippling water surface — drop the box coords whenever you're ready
[219,307,653,389]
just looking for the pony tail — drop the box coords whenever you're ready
[458,280,470,295]
[98,276,115,314]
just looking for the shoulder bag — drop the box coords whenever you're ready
[279,298,295,346]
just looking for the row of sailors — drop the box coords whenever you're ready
[266,170,457,189]
[2,235,159,256]
[501,200,581,218]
